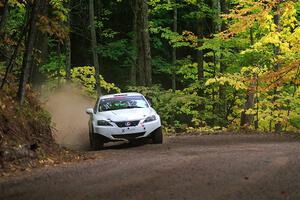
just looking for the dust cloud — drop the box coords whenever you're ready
[43,84,95,150]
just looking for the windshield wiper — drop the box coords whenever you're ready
[127,106,143,109]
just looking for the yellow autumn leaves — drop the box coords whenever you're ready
[71,66,121,95]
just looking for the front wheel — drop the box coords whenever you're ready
[89,130,104,150]
[152,127,163,144]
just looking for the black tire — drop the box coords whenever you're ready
[152,127,163,144]
[89,130,104,150]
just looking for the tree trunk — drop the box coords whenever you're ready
[0,0,8,31]
[30,0,48,88]
[135,0,145,86]
[17,0,39,105]
[135,0,152,86]
[240,81,255,128]
[196,19,204,97]
[0,0,9,66]
[130,1,137,85]
[65,2,72,80]
[212,0,221,33]
[273,1,282,133]
[30,30,48,87]
[0,22,29,89]
[240,28,255,128]
[221,0,230,122]
[171,5,177,91]
[143,1,152,87]
[213,0,227,123]
[65,33,71,80]
[196,16,206,123]
[89,0,101,95]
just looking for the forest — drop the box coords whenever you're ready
[0,0,300,133]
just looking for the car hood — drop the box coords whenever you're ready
[95,108,153,121]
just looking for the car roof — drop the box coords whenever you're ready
[99,92,144,100]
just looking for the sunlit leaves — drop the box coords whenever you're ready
[35,0,70,41]
[149,25,198,48]
[148,0,175,13]
[70,66,121,95]
[205,74,247,90]
[9,0,26,8]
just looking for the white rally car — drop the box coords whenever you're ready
[86,92,163,150]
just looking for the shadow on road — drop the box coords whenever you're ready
[86,134,300,152]
[167,134,300,147]
[90,138,152,151]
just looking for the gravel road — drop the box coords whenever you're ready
[1,134,300,200]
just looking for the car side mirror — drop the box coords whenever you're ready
[86,108,94,114]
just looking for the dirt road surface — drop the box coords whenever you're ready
[1,134,300,200]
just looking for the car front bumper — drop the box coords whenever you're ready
[93,119,161,141]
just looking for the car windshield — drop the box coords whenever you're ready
[99,96,149,112]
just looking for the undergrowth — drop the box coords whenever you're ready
[0,76,87,177]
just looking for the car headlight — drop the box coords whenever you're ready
[144,115,157,123]
[97,120,112,126]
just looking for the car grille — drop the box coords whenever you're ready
[112,132,145,139]
[115,120,140,127]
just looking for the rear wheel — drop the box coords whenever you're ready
[89,130,104,150]
[152,127,163,144]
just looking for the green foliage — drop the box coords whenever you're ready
[206,74,247,90]
[40,53,65,76]
[183,0,212,20]
[96,39,129,61]
[152,56,171,74]
[70,66,121,96]
[176,59,198,82]
[2,0,300,134]
[296,2,300,21]
[127,85,203,132]
[38,0,70,41]
[150,26,197,48]
[148,0,175,12]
